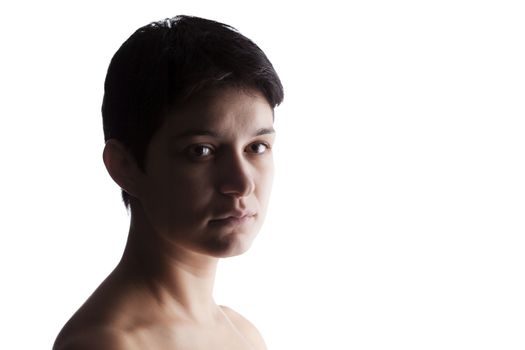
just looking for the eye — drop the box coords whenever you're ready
[247,142,271,155]
[186,144,215,158]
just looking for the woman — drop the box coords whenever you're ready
[53,15,283,349]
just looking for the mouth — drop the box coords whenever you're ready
[208,214,256,227]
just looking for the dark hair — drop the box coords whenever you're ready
[102,15,284,209]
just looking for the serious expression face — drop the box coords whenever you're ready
[136,87,275,258]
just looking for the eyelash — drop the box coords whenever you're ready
[186,142,271,159]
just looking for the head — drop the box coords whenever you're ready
[101,15,283,257]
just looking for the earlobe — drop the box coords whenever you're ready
[102,139,141,198]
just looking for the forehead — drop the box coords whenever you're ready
[162,87,274,134]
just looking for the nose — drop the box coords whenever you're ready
[218,150,255,198]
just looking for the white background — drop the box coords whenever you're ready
[1,1,524,349]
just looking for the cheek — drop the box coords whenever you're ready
[143,167,214,228]
[165,168,214,211]
[256,163,274,206]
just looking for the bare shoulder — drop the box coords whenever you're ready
[220,305,268,350]
[53,327,136,350]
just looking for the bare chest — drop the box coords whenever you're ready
[131,324,257,350]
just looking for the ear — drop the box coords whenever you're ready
[102,139,143,198]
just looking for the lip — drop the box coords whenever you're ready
[209,213,256,227]
[213,210,257,221]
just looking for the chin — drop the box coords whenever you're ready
[204,233,257,258]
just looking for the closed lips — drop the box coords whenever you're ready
[213,211,256,221]
[210,212,256,223]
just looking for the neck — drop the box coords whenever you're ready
[117,201,222,325]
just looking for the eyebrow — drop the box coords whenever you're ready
[173,127,275,140]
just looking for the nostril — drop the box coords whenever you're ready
[219,177,255,197]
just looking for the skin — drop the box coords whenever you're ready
[53,87,275,350]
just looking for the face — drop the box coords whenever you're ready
[135,87,275,258]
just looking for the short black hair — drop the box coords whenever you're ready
[102,15,284,209]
